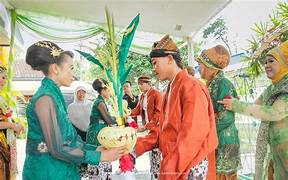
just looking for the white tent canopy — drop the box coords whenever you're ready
[1,0,230,38]
[1,0,231,65]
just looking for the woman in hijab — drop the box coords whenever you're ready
[68,86,92,141]
[219,41,288,179]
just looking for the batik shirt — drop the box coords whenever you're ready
[208,71,240,174]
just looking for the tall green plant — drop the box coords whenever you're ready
[77,9,139,123]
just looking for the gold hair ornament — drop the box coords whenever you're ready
[35,41,63,57]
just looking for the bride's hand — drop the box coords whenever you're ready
[100,146,126,162]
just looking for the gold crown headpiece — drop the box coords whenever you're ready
[35,41,63,57]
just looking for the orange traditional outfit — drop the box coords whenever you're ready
[130,76,163,179]
[135,70,218,179]
[130,87,162,130]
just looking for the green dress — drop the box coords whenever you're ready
[85,95,115,179]
[86,95,115,147]
[232,75,288,180]
[23,77,101,180]
[208,72,240,174]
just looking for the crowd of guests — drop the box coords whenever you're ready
[0,34,287,180]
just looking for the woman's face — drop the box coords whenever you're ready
[102,88,111,99]
[76,89,86,102]
[0,72,7,89]
[264,56,280,79]
[56,54,75,87]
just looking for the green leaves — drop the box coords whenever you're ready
[277,1,288,21]
[118,14,139,83]
[202,17,231,54]
[77,9,139,117]
[75,50,104,70]
[245,1,288,78]
[118,14,140,67]
[251,22,267,38]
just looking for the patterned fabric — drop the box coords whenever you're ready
[86,162,112,180]
[208,72,240,174]
[254,122,270,180]
[216,172,238,180]
[196,45,230,70]
[23,77,101,180]
[9,140,17,179]
[0,106,10,180]
[86,95,113,179]
[232,75,288,179]
[149,148,161,179]
[0,96,18,179]
[187,159,209,180]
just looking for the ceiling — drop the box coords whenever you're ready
[1,0,231,38]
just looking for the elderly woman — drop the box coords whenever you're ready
[197,45,240,180]
[68,86,92,142]
[219,41,288,179]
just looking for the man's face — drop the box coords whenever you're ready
[199,62,219,81]
[151,56,170,81]
[199,62,207,79]
[124,83,132,94]
[138,81,149,92]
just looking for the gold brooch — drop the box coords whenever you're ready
[35,41,63,57]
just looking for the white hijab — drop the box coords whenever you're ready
[67,86,92,132]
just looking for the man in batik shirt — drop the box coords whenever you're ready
[197,45,240,180]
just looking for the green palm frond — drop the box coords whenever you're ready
[269,11,282,28]
[118,14,139,87]
[247,36,259,52]
[120,65,133,86]
[105,7,117,79]
[277,1,288,19]
[251,22,267,37]
[75,50,104,70]
[246,60,264,77]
